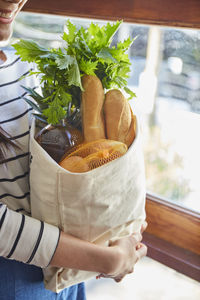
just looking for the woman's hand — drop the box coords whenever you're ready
[51,222,147,281]
[97,222,148,282]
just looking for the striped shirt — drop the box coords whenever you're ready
[0,48,60,268]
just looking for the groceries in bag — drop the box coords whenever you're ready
[13,20,145,292]
[13,20,137,165]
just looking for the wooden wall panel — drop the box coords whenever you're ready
[146,195,200,255]
[23,0,200,28]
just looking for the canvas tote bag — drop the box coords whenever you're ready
[29,115,146,293]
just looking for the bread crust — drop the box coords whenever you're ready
[81,75,106,142]
[59,139,127,173]
[104,89,135,147]
[125,106,136,147]
[59,156,90,173]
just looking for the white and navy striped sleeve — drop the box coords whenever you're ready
[0,203,60,267]
[0,48,60,267]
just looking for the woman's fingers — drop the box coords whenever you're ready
[129,220,147,245]
[105,230,148,284]
[130,232,142,245]
[136,243,148,260]
[113,243,147,282]
[97,241,147,283]
[141,221,148,233]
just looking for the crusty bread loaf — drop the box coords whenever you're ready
[66,139,127,159]
[84,144,127,170]
[125,105,136,147]
[104,89,135,147]
[59,139,127,173]
[81,75,106,142]
[59,156,90,173]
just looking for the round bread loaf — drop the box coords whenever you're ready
[59,139,127,173]
[59,156,90,173]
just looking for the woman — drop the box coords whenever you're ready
[0,0,147,299]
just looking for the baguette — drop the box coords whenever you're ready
[125,106,136,147]
[81,75,106,142]
[104,89,135,147]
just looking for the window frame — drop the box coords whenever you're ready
[24,0,200,29]
[23,0,200,281]
[145,194,200,281]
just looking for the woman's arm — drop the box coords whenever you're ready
[50,223,147,281]
[0,202,147,280]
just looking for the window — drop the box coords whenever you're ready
[21,0,200,281]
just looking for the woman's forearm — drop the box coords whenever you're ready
[50,231,119,275]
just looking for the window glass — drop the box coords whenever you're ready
[135,26,200,212]
[13,12,200,212]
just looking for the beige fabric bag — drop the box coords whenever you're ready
[29,116,146,293]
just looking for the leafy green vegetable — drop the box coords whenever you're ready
[62,20,134,93]
[13,40,49,62]
[13,20,136,125]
